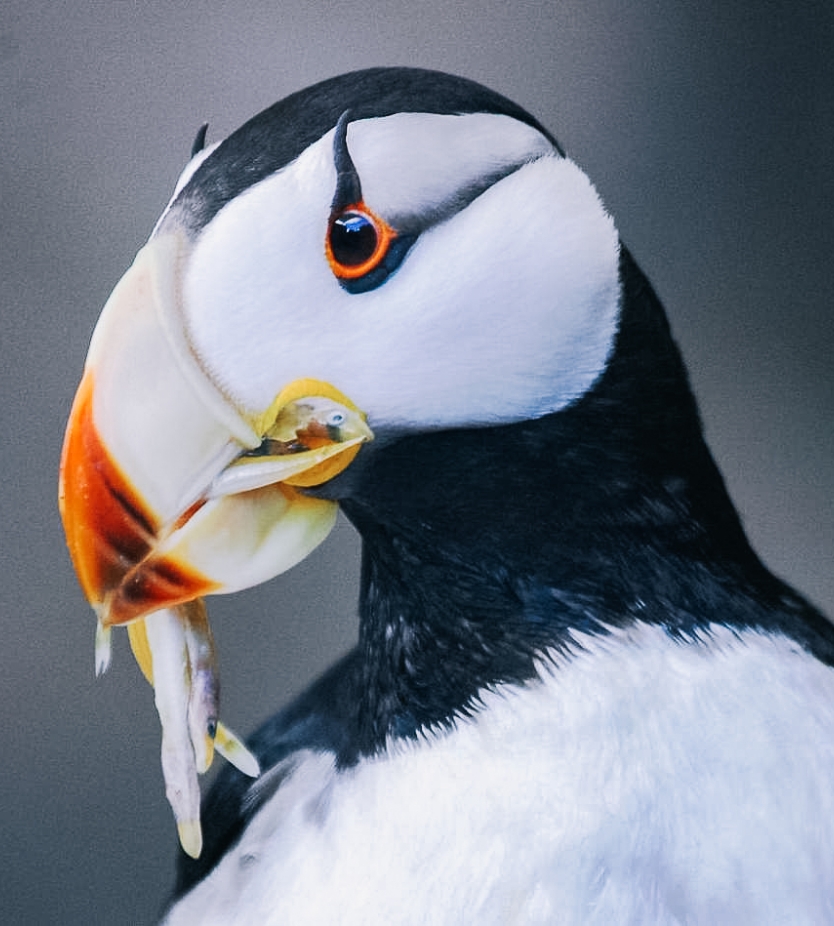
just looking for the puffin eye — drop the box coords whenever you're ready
[325,203,398,285]
[329,211,379,268]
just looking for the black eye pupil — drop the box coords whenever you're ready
[329,211,379,266]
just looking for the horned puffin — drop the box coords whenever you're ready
[59,68,834,924]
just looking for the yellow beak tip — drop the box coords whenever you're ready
[177,819,203,859]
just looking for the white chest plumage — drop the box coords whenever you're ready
[164,624,834,925]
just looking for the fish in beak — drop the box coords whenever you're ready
[58,232,373,856]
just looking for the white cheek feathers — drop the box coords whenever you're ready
[179,115,620,432]
[350,155,620,428]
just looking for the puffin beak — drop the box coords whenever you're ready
[58,231,372,856]
[60,231,372,632]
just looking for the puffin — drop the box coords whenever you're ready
[58,67,834,924]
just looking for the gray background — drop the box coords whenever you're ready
[2,2,832,922]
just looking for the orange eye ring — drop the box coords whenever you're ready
[325,201,397,280]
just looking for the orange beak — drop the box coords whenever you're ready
[58,232,372,632]
[58,370,220,626]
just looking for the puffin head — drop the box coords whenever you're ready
[59,67,626,854]
[60,66,621,643]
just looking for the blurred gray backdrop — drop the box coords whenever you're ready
[2,2,832,922]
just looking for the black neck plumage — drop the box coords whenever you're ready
[332,246,834,758]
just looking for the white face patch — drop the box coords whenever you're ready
[178,112,620,430]
[345,111,554,221]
